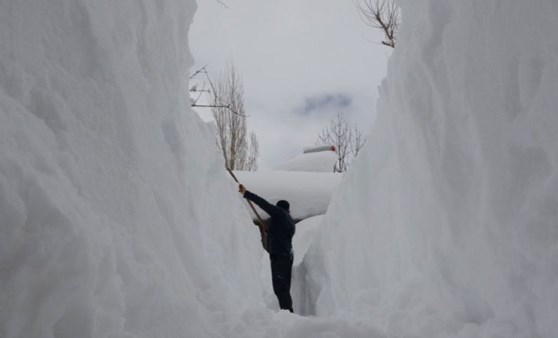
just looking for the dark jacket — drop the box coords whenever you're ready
[243,191,295,256]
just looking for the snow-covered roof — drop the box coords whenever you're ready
[234,170,341,222]
[273,151,337,172]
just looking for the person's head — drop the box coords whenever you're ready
[276,200,290,212]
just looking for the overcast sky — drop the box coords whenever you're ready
[190,0,391,169]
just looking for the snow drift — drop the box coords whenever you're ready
[0,1,268,337]
[305,0,558,336]
[235,149,340,221]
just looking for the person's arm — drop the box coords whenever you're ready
[239,185,280,217]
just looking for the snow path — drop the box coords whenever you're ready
[1,0,557,336]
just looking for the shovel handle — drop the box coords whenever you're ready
[226,168,268,250]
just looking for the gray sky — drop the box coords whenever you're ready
[190,0,391,169]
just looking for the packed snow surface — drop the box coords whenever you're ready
[305,0,558,337]
[2,0,558,337]
[272,150,337,172]
[234,170,341,222]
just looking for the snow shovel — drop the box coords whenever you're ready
[226,168,268,251]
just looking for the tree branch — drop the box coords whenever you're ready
[354,0,400,48]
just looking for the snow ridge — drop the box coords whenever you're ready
[305,0,558,337]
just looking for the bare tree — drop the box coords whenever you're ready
[355,0,400,48]
[189,66,212,107]
[211,64,259,171]
[189,66,244,116]
[316,112,366,172]
[246,132,259,171]
[351,126,366,157]
[316,112,351,172]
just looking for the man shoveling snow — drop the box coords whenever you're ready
[239,184,296,313]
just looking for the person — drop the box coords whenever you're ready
[238,184,295,313]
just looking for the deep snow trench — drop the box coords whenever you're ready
[1,0,557,337]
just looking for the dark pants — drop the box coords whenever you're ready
[270,254,294,312]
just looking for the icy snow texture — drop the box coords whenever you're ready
[305,0,558,336]
[0,1,266,337]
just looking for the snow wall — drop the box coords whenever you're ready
[305,0,558,337]
[0,1,269,337]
